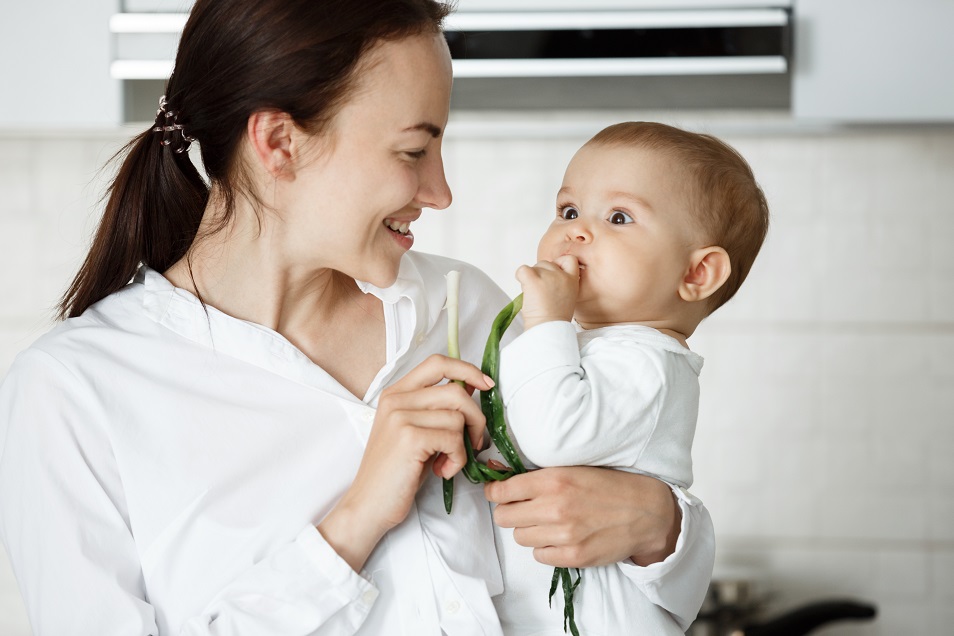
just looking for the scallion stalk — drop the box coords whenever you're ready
[443,271,464,513]
[444,288,583,634]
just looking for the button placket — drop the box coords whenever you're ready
[361,589,379,606]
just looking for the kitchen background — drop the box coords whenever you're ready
[1,1,953,635]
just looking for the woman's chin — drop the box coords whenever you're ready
[355,262,402,288]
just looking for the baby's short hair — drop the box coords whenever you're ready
[587,121,769,313]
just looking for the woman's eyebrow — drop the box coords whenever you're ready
[403,122,442,137]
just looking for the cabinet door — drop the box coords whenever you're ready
[0,0,121,128]
[793,0,954,122]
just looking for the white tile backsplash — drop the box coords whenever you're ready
[875,549,930,601]
[928,495,954,542]
[0,141,33,217]
[0,220,41,319]
[931,551,954,601]
[2,120,954,634]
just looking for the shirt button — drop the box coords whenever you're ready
[362,409,375,424]
[361,589,378,605]
[444,599,461,614]
[416,332,427,344]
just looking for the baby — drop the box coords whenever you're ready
[492,121,769,634]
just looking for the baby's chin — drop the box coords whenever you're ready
[573,305,654,329]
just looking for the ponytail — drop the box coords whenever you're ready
[57,124,208,319]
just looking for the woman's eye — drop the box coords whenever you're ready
[609,211,634,225]
[559,206,579,220]
[405,149,426,159]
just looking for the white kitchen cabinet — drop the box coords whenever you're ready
[793,0,954,122]
[0,0,121,128]
[457,0,790,9]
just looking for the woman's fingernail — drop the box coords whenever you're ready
[483,374,495,387]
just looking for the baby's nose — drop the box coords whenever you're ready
[567,223,592,243]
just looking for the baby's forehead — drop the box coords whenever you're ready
[567,142,685,188]
[573,140,680,172]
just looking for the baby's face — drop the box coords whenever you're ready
[537,143,700,325]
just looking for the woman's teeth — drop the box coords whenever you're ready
[385,219,411,235]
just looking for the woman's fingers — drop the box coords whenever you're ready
[486,467,679,569]
[387,354,494,393]
[389,409,472,476]
[381,383,486,450]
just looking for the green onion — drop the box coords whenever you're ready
[478,294,526,476]
[443,271,464,514]
[446,290,584,634]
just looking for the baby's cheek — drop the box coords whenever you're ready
[536,229,558,261]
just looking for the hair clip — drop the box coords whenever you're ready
[152,95,196,154]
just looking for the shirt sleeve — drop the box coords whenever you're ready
[0,349,377,636]
[499,323,713,629]
[616,486,715,631]
[499,321,676,471]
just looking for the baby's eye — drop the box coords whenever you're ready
[559,206,579,220]
[609,211,634,225]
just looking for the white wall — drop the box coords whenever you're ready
[1,112,953,634]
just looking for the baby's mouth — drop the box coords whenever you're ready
[384,218,412,236]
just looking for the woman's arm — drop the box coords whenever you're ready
[0,349,380,635]
[485,467,714,628]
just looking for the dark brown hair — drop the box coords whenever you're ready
[588,121,770,313]
[58,0,451,319]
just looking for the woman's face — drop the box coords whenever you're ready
[280,32,454,287]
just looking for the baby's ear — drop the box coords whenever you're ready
[679,246,731,303]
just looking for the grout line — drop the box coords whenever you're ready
[717,535,954,552]
[703,321,954,335]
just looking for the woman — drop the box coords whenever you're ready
[0,1,713,634]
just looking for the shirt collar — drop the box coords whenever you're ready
[354,253,446,342]
[136,252,446,397]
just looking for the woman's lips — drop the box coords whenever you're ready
[384,218,411,235]
[384,218,415,249]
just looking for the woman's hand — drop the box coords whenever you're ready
[318,354,493,572]
[485,466,680,568]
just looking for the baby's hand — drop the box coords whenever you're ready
[515,255,580,330]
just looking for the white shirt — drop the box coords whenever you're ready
[0,252,714,636]
[501,321,703,487]
[492,321,713,634]
[0,253,506,636]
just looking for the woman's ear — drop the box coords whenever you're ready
[246,110,295,178]
[679,246,731,303]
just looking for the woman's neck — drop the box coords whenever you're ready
[163,199,388,397]
[163,195,349,334]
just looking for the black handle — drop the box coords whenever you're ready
[744,599,876,636]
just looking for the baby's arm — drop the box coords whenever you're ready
[500,325,671,470]
[515,255,580,330]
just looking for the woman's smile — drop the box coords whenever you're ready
[384,216,417,249]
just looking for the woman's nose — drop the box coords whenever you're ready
[417,153,453,210]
